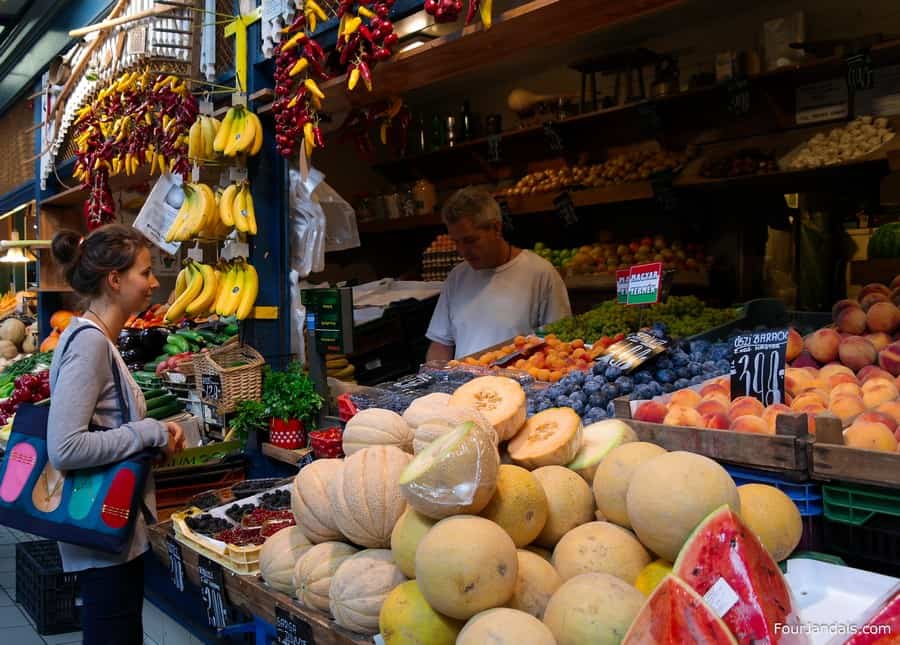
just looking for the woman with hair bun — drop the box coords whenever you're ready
[46,224,184,644]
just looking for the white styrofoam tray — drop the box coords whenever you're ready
[785,558,899,645]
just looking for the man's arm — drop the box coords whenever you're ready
[426,341,454,362]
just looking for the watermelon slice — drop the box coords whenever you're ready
[623,575,737,644]
[674,505,806,645]
[841,590,900,645]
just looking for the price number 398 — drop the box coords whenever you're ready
[734,348,783,406]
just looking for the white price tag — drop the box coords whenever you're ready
[191,164,201,183]
[703,578,740,618]
[126,27,148,55]
[373,634,386,645]
[228,166,248,183]
[221,241,250,261]
[167,372,187,384]
[199,99,214,116]
[231,92,247,107]
[796,79,849,124]
[187,246,203,262]
[133,174,184,255]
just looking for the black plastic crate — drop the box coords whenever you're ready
[823,515,900,578]
[16,541,81,635]
[687,298,831,343]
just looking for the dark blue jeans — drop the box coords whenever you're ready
[79,555,144,645]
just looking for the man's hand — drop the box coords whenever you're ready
[163,422,185,457]
[426,341,454,363]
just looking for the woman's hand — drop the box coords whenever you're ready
[162,422,185,457]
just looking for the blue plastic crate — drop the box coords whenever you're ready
[724,464,823,516]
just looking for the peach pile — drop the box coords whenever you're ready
[633,366,900,452]
[787,279,900,376]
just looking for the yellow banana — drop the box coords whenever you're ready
[188,119,202,160]
[213,107,237,153]
[197,183,217,236]
[243,185,257,235]
[179,185,206,241]
[232,110,257,155]
[173,265,189,299]
[213,264,234,315]
[232,184,248,233]
[235,262,258,320]
[165,188,193,242]
[219,183,237,227]
[221,264,246,316]
[224,109,248,157]
[247,112,264,156]
[199,116,216,159]
[186,263,218,316]
[165,263,203,322]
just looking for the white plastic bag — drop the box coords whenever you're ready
[289,167,326,277]
[315,181,360,253]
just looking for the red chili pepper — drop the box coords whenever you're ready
[305,38,325,60]
[284,13,306,34]
[340,33,360,65]
[383,33,399,48]
[313,126,325,148]
[465,0,478,24]
[373,47,391,61]
[359,25,374,42]
[358,60,373,91]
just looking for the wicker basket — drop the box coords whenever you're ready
[191,343,264,414]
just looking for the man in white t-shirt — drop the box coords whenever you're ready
[426,187,572,361]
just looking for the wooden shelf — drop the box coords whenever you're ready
[565,269,709,291]
[850,258,900,285]
[357,213,442,233]
[40,185,86,208]
[316,0,684,114]
[261,442,312,467]
[36,286,73,293]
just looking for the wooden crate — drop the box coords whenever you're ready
[148,521,369,645]
[614,398,811,479]
[810,415,900,489]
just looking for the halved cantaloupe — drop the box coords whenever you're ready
[508,407,583,470]
[566,419,637,483]
[399,422,499,519]
[413,404,498,454]
[450,376,527,441]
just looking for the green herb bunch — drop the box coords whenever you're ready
[262,362,323,424]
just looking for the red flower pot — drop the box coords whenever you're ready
[269,418,305,449]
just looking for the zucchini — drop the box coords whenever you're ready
[145,394,177,409]
[166,334,190,353]
[146,401,183,420]
[132,371,160,382]
[196,329,219,342]
[141,388,168,400]
[162,343,182,356]
[176,329,204,344]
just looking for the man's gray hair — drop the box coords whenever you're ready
[440,186,501,228]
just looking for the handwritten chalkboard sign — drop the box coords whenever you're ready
[166,534,184,592]
[487,134,502,163]
[198,555,230,629]
[846,51,873,91]
[553,192,578,227]
[727,79,751,116]
[275,605,315,645]
[496,198,515,235]
[605,332,669,372]
[201,373,222,400]
[730,329,788,406]
[543,122,564,153]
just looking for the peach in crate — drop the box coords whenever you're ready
[831,299,861,320]
[878,341,900,376]
[859,365,893,382]
[857,411,897,433]
[828,395,865,426]
[867,302,900,334]
[805,329,841,364]
[731,415,772,435]
[844,420,899,452]
[819,363,854,381]
[728,396,765,419]
[861,377,899,409]
[835,307,868,335]
[761,404,792,434]
[633,401,667,424]
[703,412,731,429]
[696,398,728,417]
[669,389,701,409]
[662,405,704,428]
[786,328,804,361]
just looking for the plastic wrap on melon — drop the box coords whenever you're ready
[398,421,500,520]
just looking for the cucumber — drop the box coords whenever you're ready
[223,323,239,336]
[145,394,177,409]
[141,388,168,400]
[146,401,183,420]
[176,329,204,344]
[196,329,219,342]
[166,334,190,353]
[132,371,160,382]
[163,343,182,356]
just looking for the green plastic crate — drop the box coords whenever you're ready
[823,483,900,527]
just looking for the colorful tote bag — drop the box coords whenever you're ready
[0,325,157,553]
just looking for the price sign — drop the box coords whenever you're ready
[616,269,630,304]
[201,373,222,400]
[730,329,789,406]
[726,79,751,116]
[650,170,677,211]
[165,534,184,592]
[275,605,316,645]
[487,134,502,163]
[543,122,564,153]
[846,51,874,91]
[198,555,230,629]
[553,192,578,227]
[626,262,663,305]
[496,197,515,235]
[605,332,669,372]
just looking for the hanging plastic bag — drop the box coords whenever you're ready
[289,167,327,277]
[314,181,360,253]
[289,269,306,363]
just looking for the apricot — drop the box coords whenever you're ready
[669,389,701,409]
[728,396,765,419]
[663,405,704,428]
[634,401,667,424]
[838,336,878,372]
[844,421,899,452]
[867,302,900,334]
[731,415,772,435]
[835,307,868,334]
[805,329,841,364]
[828,395,866,426]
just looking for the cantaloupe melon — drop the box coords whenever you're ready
[259,527,312,594]
[0,319,26,346]
[593,442,667,529]
[508,407,583,469]
[531,466,595,548]
[379,580,463,645]
[457,608,556,645]
[415,515,518,620]
[626,451,740,561]
[567,419,637,483]
[737,484,803,562]
[542,573,645,645]
[292,541,358,611]
[479,465,548,547]
[390,508,437,578]
[507,550,561,619]
[450,376,527,441]
[399,422,499,519]
[412,405,498,454]
[551,521,651,584]
[330,445,411,548]
[343,408,414,455]
[402,393,452,428]
[329,549,407,634]
[291,458,344,543]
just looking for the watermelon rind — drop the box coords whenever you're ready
[673,505,805,645]
[623,574,737,644]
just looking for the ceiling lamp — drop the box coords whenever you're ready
[0,232,36,263]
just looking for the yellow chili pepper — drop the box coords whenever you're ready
[307,0,328,21]
[347,67,360,91]
[304,78,325,100]
[289,57,309,77]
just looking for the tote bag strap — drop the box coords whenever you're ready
[58,325,129,418]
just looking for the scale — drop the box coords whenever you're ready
[300,287,354,423]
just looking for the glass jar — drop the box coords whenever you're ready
[412,179,437,216]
